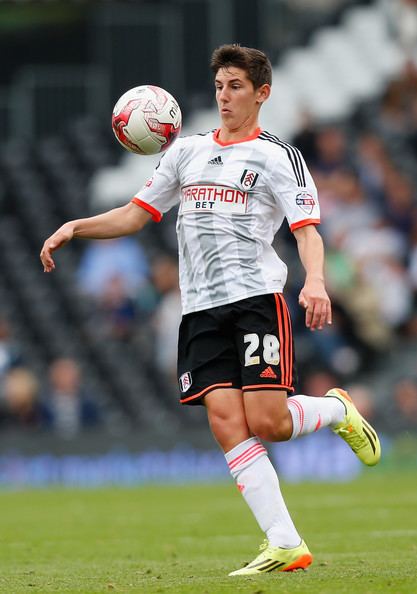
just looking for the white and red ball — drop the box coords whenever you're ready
[111,85,182,155]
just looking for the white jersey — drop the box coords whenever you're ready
[132,128,320,315]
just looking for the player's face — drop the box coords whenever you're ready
[214,67,270,134]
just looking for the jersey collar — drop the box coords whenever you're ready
[213,127,262,146]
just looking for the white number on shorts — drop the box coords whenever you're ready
[244,333,280,366]
[263,334,280,365]
[244,333,260,366]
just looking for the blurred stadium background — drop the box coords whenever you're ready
[0,0,416,487]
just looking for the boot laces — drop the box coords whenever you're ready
[336,426,367,451]
[259,539,269,552]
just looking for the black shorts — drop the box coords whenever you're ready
[177,293,297,405]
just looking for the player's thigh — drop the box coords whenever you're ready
[204,388,250,452]
[243,389,292,442]
[177,307,241,406]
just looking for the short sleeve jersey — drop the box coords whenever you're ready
[132,127,320,315]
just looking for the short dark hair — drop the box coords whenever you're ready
[210,44,272,88]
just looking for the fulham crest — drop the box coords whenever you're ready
[179,371,192,393]
[240,169,259,189]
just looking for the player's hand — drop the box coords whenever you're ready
[298,278,332,331]
[40,223,74,272]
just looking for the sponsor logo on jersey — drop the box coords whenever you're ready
[296,191,315,215]
[208,155,223,166]
[179,371,192,393]
[240,169,259,189]
[145,177,153,187]
[180,185,248,214]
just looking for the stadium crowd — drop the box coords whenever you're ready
[0,325,101,437]
[285,61,417,429]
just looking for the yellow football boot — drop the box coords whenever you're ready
[326,388,381,466]
[229,539,312,576]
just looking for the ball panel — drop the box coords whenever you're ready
[138,135,167,155]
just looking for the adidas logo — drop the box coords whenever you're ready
[208,155,223,166]
[260,366,277,379]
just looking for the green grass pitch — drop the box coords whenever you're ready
[0,471,416,593]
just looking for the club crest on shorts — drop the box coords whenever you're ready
[240,169,259,189]
[179,371,192,393]
[296,191,315,215]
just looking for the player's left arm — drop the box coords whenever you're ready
[293,224,332,331]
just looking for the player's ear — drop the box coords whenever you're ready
[256,84,271,105]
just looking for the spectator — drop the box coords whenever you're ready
[0,317,24,379]
[77,237,149,298]
[385,376,417,432]
[301,369,339,396]
[312,125,351,174]
[319,168,380,247]
[406,92,417,157]
[375,78,410,139]
[292,111,318,164]
[354,131,391,205]
[0,367,41,429]
[327,250,393,354]
[382,170,416,237]
[42,358,101,438]
[409,213,417,291]
[150,256,182,386]
[95,273,138,342]
[344,383,378,424]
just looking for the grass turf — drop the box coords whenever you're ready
[0,471,416,593]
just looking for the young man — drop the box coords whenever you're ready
[40,45,381,576]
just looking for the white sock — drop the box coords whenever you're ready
[287,394,346,439]
[225,437,301,548]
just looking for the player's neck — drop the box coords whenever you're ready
[217,122,261,144]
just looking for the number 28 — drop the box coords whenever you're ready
[244,333,280,366]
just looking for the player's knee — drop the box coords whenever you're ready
[208,409,247,448]
[208,410,229,437]
[248,414,293,442]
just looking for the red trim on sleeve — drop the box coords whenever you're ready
[131,197,162,222]
[290,218,320,232]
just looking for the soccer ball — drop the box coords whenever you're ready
[111,85,182,155]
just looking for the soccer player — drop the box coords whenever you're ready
[40,44,381,576]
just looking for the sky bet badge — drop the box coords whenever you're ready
[296,191,315,215]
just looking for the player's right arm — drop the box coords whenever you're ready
[41,137,182,272]
[40,202,151,272]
